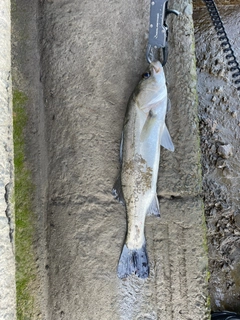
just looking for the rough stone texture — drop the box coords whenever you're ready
[159,0,202,198]
[37,0,209,319]
[194,4,240,313]
[0,0,16,319]
[193,0,240,7]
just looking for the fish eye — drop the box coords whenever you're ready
[142,71,151,79]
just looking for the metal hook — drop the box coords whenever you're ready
[146,44,154,64]
[146,44,168,66]
[166,9,180,17]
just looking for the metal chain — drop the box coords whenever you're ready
[203,0,240,91]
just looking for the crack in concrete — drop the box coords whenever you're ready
[5,182,14,243]
[159,194,204,201]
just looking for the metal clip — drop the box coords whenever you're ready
[146,0,179,65]
[146,44,154,64]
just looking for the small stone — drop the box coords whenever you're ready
[210,208,217,217]
[223,166,232,177]
[222,96,228,103]
[231,111,237,118]
[215,202,222,208]
[221,263,229,272]
[224,229,231,236]
[216,158,227,169]
[218,69,225,77]
[210,120,217,133]
[214,86,223,93]
[218,144,233,159]
[211,95,217,102]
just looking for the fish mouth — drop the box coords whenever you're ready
[150,61,161,73]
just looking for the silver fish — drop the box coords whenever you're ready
[113,61,174,279]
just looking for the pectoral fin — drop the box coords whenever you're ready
[161,123,174,151]
[140,110,157,141]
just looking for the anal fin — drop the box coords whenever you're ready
[147,194,160,217]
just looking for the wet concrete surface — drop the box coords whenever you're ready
[193,3,240,313]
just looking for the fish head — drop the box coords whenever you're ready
[134,61,167,111]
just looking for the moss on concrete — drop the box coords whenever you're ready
[13,90,38,320]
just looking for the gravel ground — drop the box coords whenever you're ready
[194,4,240,313]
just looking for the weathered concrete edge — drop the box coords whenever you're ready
[168,0,202,194]
[184,0,211,316]
[167,0,210,316]
[157,0,203,198]
[0,0,16,319]
[11,0,49,318]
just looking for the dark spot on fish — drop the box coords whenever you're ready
[149,110,153,117]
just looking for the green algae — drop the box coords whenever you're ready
[13,90,37,320]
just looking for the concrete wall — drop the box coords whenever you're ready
[39,0,209,319]
[9,0,210,318]
[0,0,16,319]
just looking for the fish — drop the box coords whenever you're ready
[113,60,174,279]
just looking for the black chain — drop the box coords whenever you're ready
[203,0,240,91]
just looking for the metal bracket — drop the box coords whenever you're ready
[148,0,168,49]
[146,0,179,65]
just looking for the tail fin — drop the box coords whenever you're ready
[117,244,149,279]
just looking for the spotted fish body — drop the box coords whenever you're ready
[114,61,174,279]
